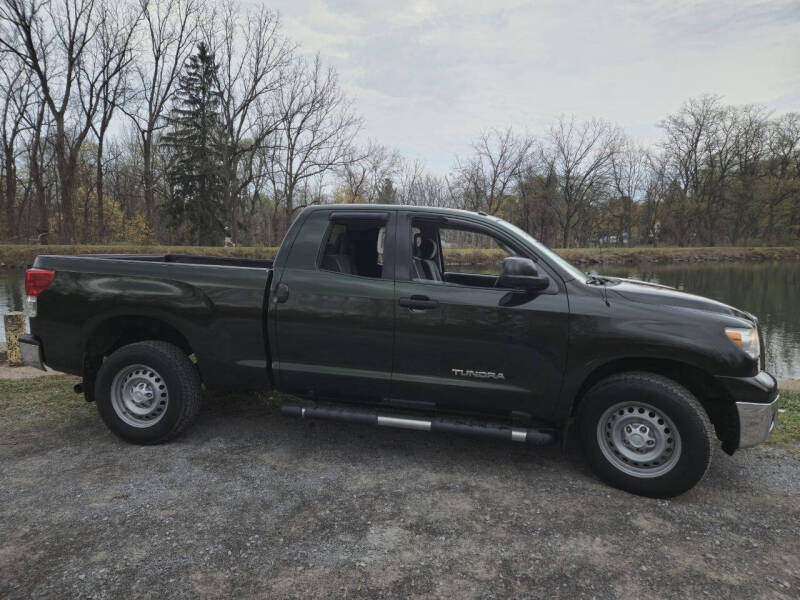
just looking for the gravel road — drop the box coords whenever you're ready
[1,392,798,599]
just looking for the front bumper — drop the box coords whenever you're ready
[19,334,45,371]
[736,398,779,448]
[716,370,779,451]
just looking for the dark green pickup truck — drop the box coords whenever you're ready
[20,205,779,497]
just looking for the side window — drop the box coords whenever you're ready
[439,227,516,276]
[319,219,386,279]
[409,220,520,285]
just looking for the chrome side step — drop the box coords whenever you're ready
[280,402,557,446]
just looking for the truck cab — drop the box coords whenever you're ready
[271,207,570,423]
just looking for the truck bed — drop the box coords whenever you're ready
[29,253,273,391]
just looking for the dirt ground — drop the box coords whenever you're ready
[1,387,799,600]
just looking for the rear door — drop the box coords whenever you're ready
[389,211,570,420]
[272,208,396,402]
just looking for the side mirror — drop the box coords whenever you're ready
[498,257,550,292]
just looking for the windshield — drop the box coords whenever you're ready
[492,219,586,282]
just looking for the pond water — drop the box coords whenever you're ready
[1,262,798,378]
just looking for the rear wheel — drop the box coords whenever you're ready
[578,371,713,498]
[95,341,201,444]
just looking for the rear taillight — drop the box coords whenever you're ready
[25,269,55,318]
[25,268,56,296]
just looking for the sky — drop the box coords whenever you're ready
[261,0,800,173]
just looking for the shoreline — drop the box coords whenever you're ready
[2,243,800,268]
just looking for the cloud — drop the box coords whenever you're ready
[268,0,800,172]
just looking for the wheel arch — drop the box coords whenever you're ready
[568,357,737,449]
[82,315,197,398]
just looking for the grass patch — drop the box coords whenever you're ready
[769,390,800,447]
[0,374,87,433]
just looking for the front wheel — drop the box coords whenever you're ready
[578,372,714,498]
[95,341,202,444]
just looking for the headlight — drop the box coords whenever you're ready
[725,327,760,360]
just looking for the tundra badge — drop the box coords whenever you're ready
[451,369,505,380]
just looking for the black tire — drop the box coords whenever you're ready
[578,371,713,498]
[95,341,201,444]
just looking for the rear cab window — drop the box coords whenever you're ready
[319,218,388,279]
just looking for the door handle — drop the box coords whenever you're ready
[399,295,439,310]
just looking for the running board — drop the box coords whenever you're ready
[280,402,557,446]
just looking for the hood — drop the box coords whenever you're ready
[607,277,756,324]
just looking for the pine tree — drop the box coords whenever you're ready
[162,43,225,245]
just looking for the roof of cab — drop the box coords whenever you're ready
[302,204,489,219]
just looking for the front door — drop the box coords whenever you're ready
[273,209,396,402]
[390,212,570,420]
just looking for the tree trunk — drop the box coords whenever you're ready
[284,187,294,238]
[31,154,47,240]
[55,149,77,244]
[142,133,154,230]
[230,197,239,245]
[30,104,48,241]
[225,159,239,245]
[96,134,105,241]
[271,202,282,246]
[81,187,90,243]
[4,155,16,239]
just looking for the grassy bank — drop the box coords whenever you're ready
[1,243,800,269]
[772,392,800,447]
[557,245,800,265]
[1,374,797,447]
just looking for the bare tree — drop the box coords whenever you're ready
[82,1,140,238]
[268,54,361,228]
[638,151,672,247]
[339,140,401,203]
[659,95,733,245]
[765,113,800,243]
[0,0,134,242]
[543,117,622,246]
[701,105,739,245]
[451,128,532,215]
[25,97,51,241]
[0,53,36,238]
[728,105,769,244]
[396,158,426,205]
[609,141,649,245]
[391,159,449,208]
[206,1,292,244]
[515,149,559,245]
[126,0,201,231]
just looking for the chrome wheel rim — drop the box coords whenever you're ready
[110,364,169,428]
[597,401,681,478]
